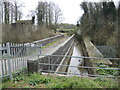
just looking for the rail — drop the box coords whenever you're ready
[0,34,65,80]
[38,54,120,78]
[0,42,41,80]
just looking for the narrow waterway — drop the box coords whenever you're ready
[67,41,83,76]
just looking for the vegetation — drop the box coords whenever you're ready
[59,23,77,30]
[42,38,63,49]
[95,63,119,76]
[79,1,120,67]
[1,0,24,24]
[2,73,118,88]
[36,1,63,30]
[79,1,118,46]
[2,24,56,43]
[58,23,77,36]
[1,0,63,43]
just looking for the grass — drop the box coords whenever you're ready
[95,63,119,76]
[2,72,119,88]
[42,38,63,49]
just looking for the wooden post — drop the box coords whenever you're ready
[6,42,13,80]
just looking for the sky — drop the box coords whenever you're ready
[21,0,119,24]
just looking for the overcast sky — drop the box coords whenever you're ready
[21,0,119,24]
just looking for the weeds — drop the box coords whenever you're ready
[93,77,118,88]
[12,75,23,83]
[96,63,119,76]
[2,73,119,88]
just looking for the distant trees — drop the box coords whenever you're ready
[80,1,118,45]
[36,1,63,30]
[54,5,63,29]
[4,1,9,24]
[1,0,24,24]
[13,0,24,22]
[2,0,62,43]
[0,1,2,24]
[59,23,76,30]
[117,2,120,58]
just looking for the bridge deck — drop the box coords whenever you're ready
[0,36,69,75]
[29,36,69,61]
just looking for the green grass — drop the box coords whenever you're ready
[63,29,75,31]
[2,73,119,88]
[42,38,63,49]
[95,63,119,76]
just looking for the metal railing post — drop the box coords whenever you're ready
[6,42,13,80]
[40,44,42,55]
[118,59,120,86]
[0,44,2,59]
[0,44,4,77]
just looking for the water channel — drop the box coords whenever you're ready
[67,41,88,76]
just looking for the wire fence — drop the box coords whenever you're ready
[38,54,120,78]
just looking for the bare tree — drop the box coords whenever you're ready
[1,0,24,24]
[27,10,36,19]
[36,1,63,30]
[4,0,9,24]
[0,0,3,24]
[0,0,3,43]
[9,2,14,23]
[37,1,44,25]
[12,0,24,21]
[54,4,63,29]
[48,2,54,26]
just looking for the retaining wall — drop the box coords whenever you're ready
[32,34,64,46]
[83,37,112,65]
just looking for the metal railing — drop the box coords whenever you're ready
[0,35,64,80]
[0,42,41,80]
[38,54,120,78]
[0,36,120,80]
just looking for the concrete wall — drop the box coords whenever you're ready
[32,34,64,46]
[0,24,2,44]
[55,40,74,73]
[27,35,75,73]
[83,37,112,65]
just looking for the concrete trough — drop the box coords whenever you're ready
[27,35,75,73]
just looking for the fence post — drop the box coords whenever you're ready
[0,44,2,59]
[40,44,42,55]
[0,44,4,76]
[6,42,13,80]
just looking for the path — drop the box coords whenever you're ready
[0,36,69,75]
